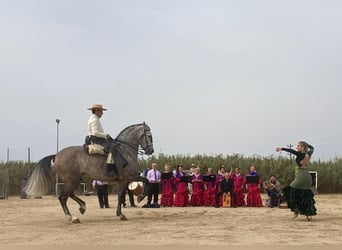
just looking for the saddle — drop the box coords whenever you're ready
[84,136,128,169]
[83,136,105,155]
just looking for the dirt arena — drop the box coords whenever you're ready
[0,193,341,247]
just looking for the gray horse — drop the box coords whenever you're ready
[25,122,154,223]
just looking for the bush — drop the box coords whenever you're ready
[1,154,341,195]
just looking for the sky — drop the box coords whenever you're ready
[1,0,342,163]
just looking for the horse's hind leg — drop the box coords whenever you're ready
[58,191,74,222]
[58,186,82,223]
[69,193,86,214]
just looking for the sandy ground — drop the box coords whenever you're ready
[0,193,342,246]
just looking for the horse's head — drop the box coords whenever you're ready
[139,123,154,155]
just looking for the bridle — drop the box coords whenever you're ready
[115,124,153,154]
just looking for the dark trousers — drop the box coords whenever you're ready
[128,189,135,205]
[147,183,160,204]
[97,184,109,208]
[267,189,280,206]
[216,190,237,206]
[121,185,135,206]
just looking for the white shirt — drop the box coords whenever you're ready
[147,168,161,183]
[88,114,107,138]
[92,180,108,188]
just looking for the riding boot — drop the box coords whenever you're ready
[109,143,128,169]
[106,163,119,179]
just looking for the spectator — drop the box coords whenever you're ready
[20,178,28,199]
[143,163,161,208]
[263,175,282,207]
[121,182,137,207]
[92,180,110,208]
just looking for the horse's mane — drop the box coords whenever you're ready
[115,122,146,139]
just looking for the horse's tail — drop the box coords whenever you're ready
[24,155,55,197]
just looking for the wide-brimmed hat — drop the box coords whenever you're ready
[87,104,108,111]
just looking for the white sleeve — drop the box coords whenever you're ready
[88,117,107,138]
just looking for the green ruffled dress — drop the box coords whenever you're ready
[281,145,317,217]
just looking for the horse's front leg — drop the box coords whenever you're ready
[116,182,127,221]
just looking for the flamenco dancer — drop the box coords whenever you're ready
[245,165,263,207]
[233,167,245,207]
[190,167,204,206]
[173,165,189,207]
[203,168,216,207]
[276,141,316,221]
[160,164,174,207]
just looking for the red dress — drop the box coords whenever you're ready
[173,172,189,207]
[246,172,263,207]
[160,174,174,207]
[203,175,216,207]
[234,173,246,207]
[190,174,204,206]
[215,174,224,206]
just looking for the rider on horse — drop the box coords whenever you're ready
[86,103,127,177]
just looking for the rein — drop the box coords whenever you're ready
[115,139,145,155]
[115,139,139,150]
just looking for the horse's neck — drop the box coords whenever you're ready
[116,126,141,153]
[117,129,136,143]
[118,124,144,141]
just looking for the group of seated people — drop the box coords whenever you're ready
[154,164,283,208]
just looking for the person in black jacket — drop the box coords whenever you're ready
[120,182,137,207]
[215,172,236,208]
[92,180,110,208]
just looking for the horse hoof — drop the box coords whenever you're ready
[65,215,72,221]
[306,216,312,221]
[72,217,81,223]
[293,212,299,219]
[120,215,127,221]
[79,207,86,214]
